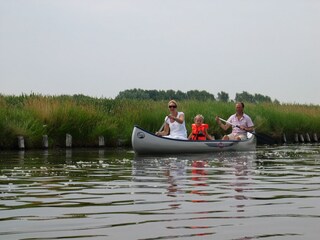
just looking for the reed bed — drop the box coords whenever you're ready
[0,94,320,149]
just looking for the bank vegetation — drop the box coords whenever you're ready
[0,93,319,149]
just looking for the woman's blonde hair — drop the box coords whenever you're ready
[168,100,178,107]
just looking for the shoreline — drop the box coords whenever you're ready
[1,94,320,150]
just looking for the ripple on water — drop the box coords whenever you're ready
[0,147,320,239]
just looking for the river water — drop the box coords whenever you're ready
[0,145,320,240]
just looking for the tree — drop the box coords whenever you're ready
[254,93,272,104]
[235,91,255,103]
[115,89,277,104]
[217,91,229,102]
[186,90,215,101]
[116,88,150,100]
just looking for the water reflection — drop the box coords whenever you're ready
[132,151,257,238]
[0,147,320,239]
[191,160,209,199]
[219,152,255,208]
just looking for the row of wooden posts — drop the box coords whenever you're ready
[283,133,319,143]
[16,132,319,150]
[17,134,105,150]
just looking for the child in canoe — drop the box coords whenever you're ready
[188,114,214,140]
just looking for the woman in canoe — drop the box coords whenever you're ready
[155,100,188,140]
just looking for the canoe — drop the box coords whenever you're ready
[132,125,256,155]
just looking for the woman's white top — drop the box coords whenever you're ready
[164,112,187,140]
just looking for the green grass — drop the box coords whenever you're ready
[0,94,320,149]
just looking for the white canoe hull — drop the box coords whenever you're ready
[132,125,256,155]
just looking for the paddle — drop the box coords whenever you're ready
[157,116,168,133]
[158,122,166,132]
[218,117,276,145]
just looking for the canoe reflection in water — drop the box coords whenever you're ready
[132,151,256,238]
[132,152,256,201]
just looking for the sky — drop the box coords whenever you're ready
[1,0,320,104]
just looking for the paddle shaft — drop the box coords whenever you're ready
[158,122,166,132]
[158,116,168,132]
[219,117,251,132]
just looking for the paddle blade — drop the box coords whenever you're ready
[254,132,276,145]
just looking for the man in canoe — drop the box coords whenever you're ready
[215,102,254,140]
[155,100,188,140]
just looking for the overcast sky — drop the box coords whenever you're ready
[1,0,320,104]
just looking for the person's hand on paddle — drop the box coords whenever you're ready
[239,125,246,131]
[167,114,183,124]
[215,116,221,124]
[216,116,229,131]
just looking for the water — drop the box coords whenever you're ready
[0,146,320,240]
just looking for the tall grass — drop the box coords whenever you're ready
[0,94,320,149]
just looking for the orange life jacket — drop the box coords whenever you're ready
[191,124,208,140]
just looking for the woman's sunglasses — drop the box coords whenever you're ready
[168,105,177,108]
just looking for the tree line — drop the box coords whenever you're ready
[115,89,280,104]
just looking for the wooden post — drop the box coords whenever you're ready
[283,133,287,143]
[294,134,299,143]
[66,134,72,148]
[42,135,48,149]
[98,136,105,147]
[17,136,25,149]
[305,133,311,142]
[313,133,318,142]
[299,134,304,143]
